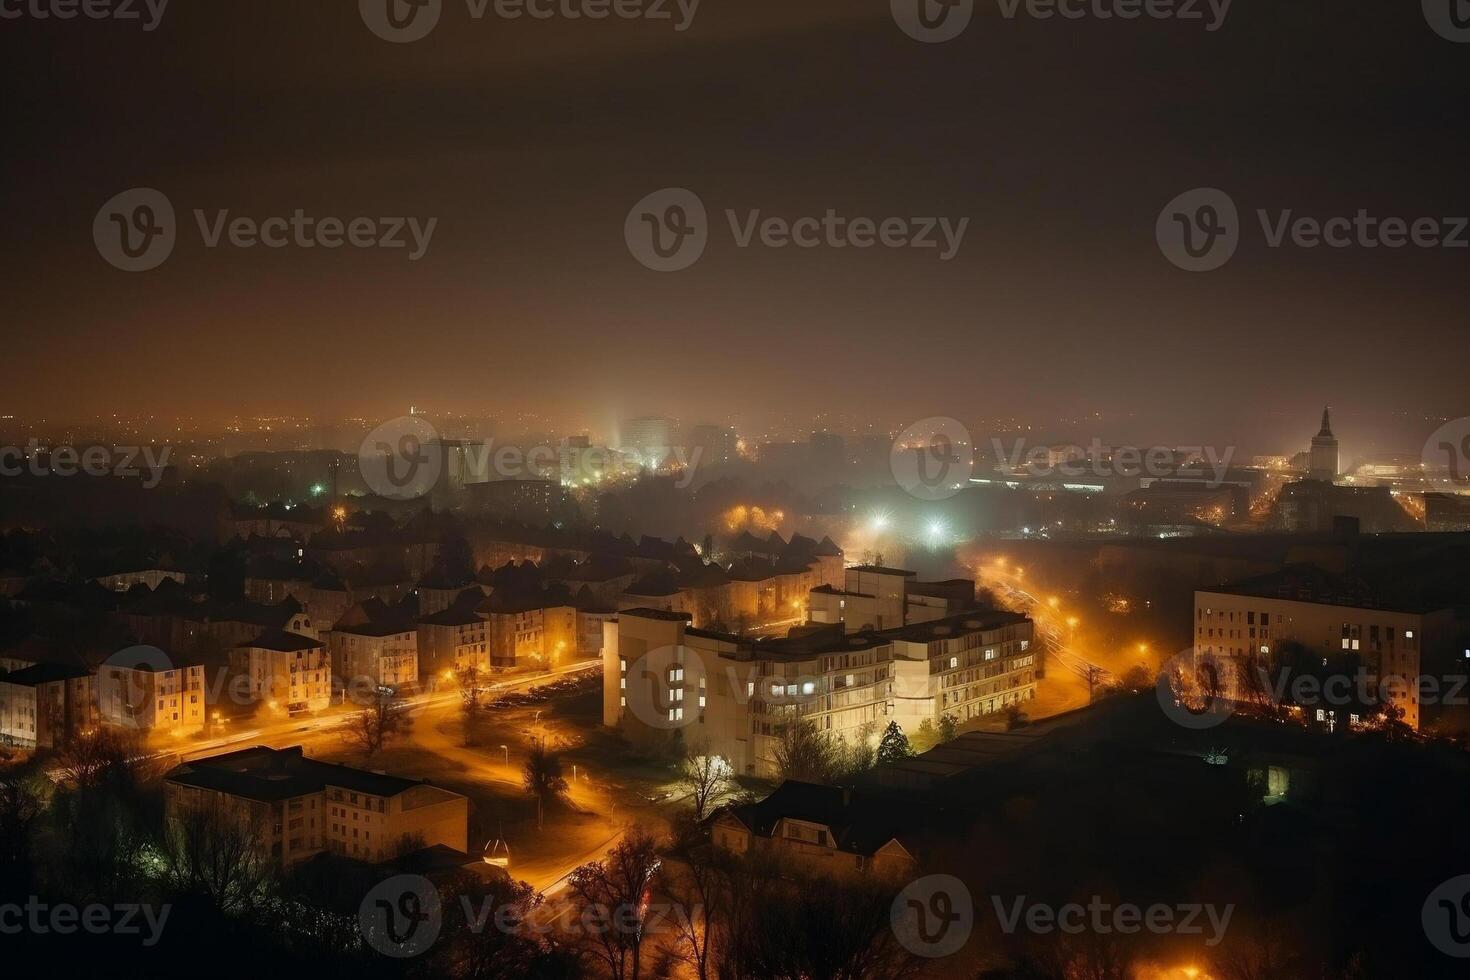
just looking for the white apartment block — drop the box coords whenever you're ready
[604,604,1035,778]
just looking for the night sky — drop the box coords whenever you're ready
[2,0,1466,449]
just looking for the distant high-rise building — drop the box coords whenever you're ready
[620,417,674,468]
[810,431,845,471]
[689,423,738,467]
[1309,408,1340,483]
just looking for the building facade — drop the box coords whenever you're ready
[165,746,468,867]
[0,662,97,749]
[232,631,333,716]
[97,659,207,738]
[1194,573,1456,730]
[604,603,1035,778]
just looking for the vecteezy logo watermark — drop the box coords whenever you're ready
[892,0,1231,42]
[1156,648,1235,730]
[893,875,974,958]
[625,188,969,271]
[1158,187,1470,272]
[620,645,706,730]
[360,416,444,501]
[94,188,177,272]
[1423,417,1470,493]
[1424,0,1470,43]
[626,188,709,272]
[95,188,438,272]
[0,441,173,488]
[991,438,1236,486]
[1424,875,1470,958]
[360,875,443,959]
[0,898,171,946]
[360,0,700,43]
[0,0,169,30]
[892,0,975,43]
[891,417,975,501]
[1156,187,1239,273]
[360,0,443,42]
[989,895,1233,946]
[993,0,1231,30]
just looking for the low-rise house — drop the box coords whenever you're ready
[710,780,917,877]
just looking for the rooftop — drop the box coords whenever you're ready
[880,609,1029,643]
[0,661,93,686]
[166,745,434,803]
[241,630,325,653]
[716,780,912,857]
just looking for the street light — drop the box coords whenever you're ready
[500,744,509,766]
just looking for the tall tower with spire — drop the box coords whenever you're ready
[1308,407,1339,482]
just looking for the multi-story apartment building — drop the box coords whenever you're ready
[0,661,97,749]
[97,654,207,738]
[327,604,419,691]
[809,566,979,633]
[416,604,489,683]
[604,600,1036,778]
[231,631,333,716]
[481,596,581,670]
[1194,567,1457,730]
[164,745,468,867]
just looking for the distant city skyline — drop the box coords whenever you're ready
[3,1,1466,435]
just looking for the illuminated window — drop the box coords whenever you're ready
[801,682,815,695]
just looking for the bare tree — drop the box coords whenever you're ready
[161,799,273,914]
[55,727,145,789]
[771,719,840,783]
[341,693,412,756]
[0,765,46,877]
[522,741,568,831]
[458,665,488,746]
[711,856,921,980]
[567,828,663,980]
[678,741,735,821]
[660,843,730,980]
